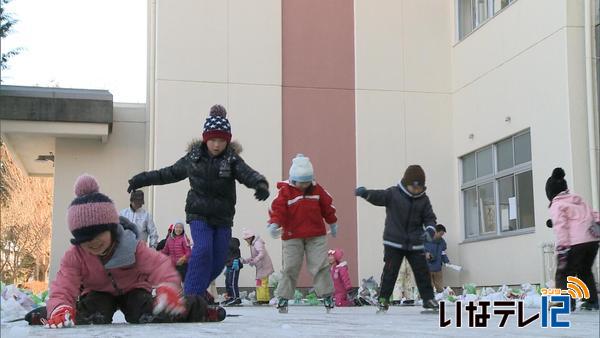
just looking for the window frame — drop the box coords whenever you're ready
[456,0,519,42]
[460,130,534,242]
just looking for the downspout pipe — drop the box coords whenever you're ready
[585,0,599,209]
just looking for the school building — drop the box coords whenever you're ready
[1,0,598,291]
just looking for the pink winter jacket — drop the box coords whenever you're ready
[549,192,600,248]
[244,236,274,280]
[47,232,180,315]
[331,261,353,307]
[162,234,191,266]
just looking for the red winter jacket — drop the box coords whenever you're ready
[269,181,337,240]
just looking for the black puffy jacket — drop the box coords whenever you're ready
[361,184,436,250]
[128,141,268,226]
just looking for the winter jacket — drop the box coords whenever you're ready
[269,181,337,240]
[361,183,436,250]
[549,191,600,248]
[244,236,274,279]
[226,238,243,270]
[46,221,180,316]
[424,238,449,272]
[119,207,159,248]
[330,261,353,307]
[162,233,191,266]
[128,141,268,226]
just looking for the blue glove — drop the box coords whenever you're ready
[268,223,281,239]
[423,225,436,242]
[355,187,368,198]
[232,259,240,271]
[329,223,338,238]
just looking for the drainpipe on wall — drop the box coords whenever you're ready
[585,0,600,210]
[147,0,157,214]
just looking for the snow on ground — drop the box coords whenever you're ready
[2,304,598,337]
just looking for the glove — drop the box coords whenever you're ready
[546,219,553,228]
[268,223,281,239]
[329,223,338,238]
[232,259,240,271]
[355,186,368,198]
[254,183,270,201]
[153,283,187,316]
[556,246,570,271]
[43,305,76,328]
[176,256,186,265]
[422,225,436,242]
[127,174,143,193]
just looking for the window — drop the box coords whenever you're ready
[457,0,517,41]
[461,131,535,239]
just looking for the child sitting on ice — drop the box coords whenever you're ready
[40,175,225,328]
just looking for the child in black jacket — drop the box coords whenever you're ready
[223,237,243,306]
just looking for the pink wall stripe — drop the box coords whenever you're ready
[282,0,357,286]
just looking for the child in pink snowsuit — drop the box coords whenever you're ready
[328,248,353,307]
[242,229,274,304]
[41,175,225,329]
[162,221,192,281]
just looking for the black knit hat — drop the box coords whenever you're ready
[401,165,426,187]
[545,167,568,201]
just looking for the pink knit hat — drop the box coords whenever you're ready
[242,229,255,240]
[67,174,120,244]
[328,248,344,262]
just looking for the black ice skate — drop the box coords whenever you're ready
[376,297,390,314]
[420,299,439,314]
[222,298,242,307]
[277,298,289,314]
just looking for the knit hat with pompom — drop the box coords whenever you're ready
[202,104,232,143]
[545,167,568,202]
[67,174,120,244]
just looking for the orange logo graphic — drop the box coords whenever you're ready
[565,276,590,299]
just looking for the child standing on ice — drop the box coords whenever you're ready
[162,221,192,282]
[41,175,225,329]
[268,154,338,313]
[328,248,354,307]
[424,224,450,293]
[545,167,599,310]
[127,105,270,303]
[223,237,243,306]
[355,164,439,313]
[241,229,274,304]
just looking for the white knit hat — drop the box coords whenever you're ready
[289,154,314,182]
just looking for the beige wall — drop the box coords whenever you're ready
[452,0,594,285]
[49,104,147,280]
[152,0,282,288]
[354,0,456,286]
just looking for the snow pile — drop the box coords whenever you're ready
[0,283,47,323]
[434,283,543,308]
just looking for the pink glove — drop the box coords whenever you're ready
[153,283,186,315]
[43,305,76,328]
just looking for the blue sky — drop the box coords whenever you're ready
[2,0,146,103]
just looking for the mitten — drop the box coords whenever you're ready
[127,173,144,193]
[329,223,338,238]
[43,305,75,328]
[355,187,368,198]
[423,225,436,242]
[267,223,281,239]
[254,183,270,201]
[153,283,187,316]
[232,259,240,271]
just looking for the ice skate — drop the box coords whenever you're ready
[323,295,334,313]
[376,297,390,314]
[420,299,439,314]
[277,298,288,314]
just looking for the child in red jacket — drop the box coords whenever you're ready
[40,175,225,329]
[328,248,353,307]
[268,154,338,313]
